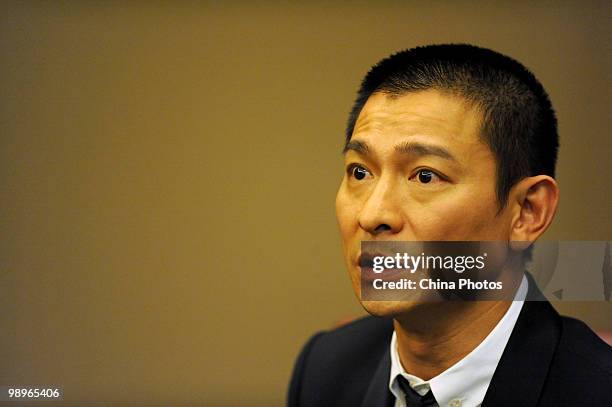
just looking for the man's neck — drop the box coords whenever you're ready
[393,300,512,380]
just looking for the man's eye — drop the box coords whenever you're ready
[410,169,442,184]
[349,165,370,180]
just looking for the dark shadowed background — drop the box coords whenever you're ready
[1,1,610,406]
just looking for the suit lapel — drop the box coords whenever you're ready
[361,347,395,407]
[482,273,562,406]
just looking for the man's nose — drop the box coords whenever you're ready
[357,177,404,236]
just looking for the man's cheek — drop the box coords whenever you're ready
[415,210,481,240]
[407,210,458,239]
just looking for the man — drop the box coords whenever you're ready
[288,44,611,406]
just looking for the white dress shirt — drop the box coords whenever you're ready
[389,274,528,407]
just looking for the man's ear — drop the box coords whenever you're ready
[509,175,559,251]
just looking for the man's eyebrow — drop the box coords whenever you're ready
[343,139,457,162]
[395,141,457,162]
[342,140,370,155]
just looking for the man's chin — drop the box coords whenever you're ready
[359,300,424,318]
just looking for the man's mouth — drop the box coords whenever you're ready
[357,251,413,282]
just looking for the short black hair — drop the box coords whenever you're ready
[345,44,558,208]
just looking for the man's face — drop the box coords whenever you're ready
[335,89,516,316]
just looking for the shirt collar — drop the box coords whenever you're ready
[389,274,528,407]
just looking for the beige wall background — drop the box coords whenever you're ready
[1,1,610,406]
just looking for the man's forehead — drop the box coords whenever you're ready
[352,89,483,143]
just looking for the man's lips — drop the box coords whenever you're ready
[357,252,407,282]
[357,251,399,268]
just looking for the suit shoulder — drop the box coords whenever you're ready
[538,316,612,404]
[291,315,393,375]
[557,316,612,374]
[300,315,393,378]
[303,315,393,365]
[288,316,393,407]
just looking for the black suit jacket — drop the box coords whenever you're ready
[288,274,612,406]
